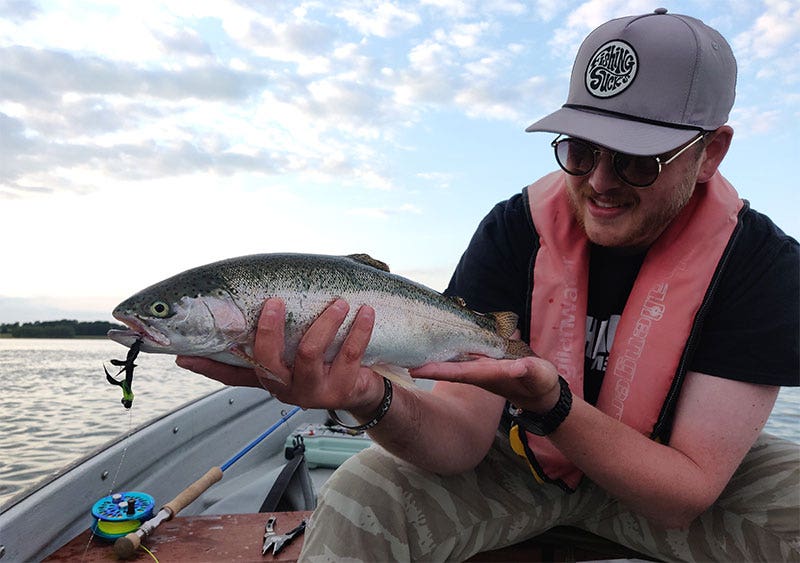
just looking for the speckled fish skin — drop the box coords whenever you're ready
[107,253,529,371]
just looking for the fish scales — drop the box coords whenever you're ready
[107,253,530,376]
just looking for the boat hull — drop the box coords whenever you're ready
[0,387,325,562]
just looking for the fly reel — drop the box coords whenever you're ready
[90,491,155,540]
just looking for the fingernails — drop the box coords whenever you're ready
[358,305,375,322]
[510,358,530,376]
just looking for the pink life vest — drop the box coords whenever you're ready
[512,170,744,491]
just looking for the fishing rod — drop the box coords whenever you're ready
[113,405,302,560]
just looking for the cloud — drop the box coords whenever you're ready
[347,203,422,219]
[334,2,421,38]
[0,0,40,23]
[0,46,269,103]
[733,0,800,59]
[729,106,782,137]
[416,171,453,189]
[419,0,527,19]
[549,0,666,54]
[532,0,564,22]
[0,1,573,201]
[0,41,396,194]
[152,27,214,57]
[234,16,338,74]
[733,0,800,83]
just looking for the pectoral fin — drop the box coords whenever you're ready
[228,346,285,384]
[370,363,416,389]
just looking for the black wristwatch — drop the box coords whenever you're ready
[507,376,572,436]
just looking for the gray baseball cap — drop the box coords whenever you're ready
[526,8,737,155]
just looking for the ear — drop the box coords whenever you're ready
[696,125,733,183]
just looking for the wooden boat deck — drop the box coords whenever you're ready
[46,511,310,562]
[46,510,652,562]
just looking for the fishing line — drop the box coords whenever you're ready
[141,544,159,562]
[82,402,137,561]
[107,408,135,491]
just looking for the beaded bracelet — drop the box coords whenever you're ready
[327,377,393,431]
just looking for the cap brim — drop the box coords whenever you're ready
[525,107,699,155]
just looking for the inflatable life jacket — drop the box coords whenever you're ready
[510,170,744,491]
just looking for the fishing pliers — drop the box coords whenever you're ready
[262,516,278,555]
[262,517,307,556]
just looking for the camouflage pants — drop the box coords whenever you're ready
[300,432,800,562]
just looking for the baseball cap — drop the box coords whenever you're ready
[526,8,737,155]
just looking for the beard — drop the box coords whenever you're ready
[566,173,697,251]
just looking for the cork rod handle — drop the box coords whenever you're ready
[163,466,223,515]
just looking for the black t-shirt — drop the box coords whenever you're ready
[445,189,800,401]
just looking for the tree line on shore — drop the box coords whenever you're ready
[0,320,126,338]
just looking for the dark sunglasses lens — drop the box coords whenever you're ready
[615,154,660,187]
[555,139,595,175]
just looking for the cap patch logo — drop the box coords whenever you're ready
[585,40,637,98]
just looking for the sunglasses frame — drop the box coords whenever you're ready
[551,133,707,188]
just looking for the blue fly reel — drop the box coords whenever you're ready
[90,491,155,540]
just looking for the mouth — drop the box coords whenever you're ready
[585,193,635,217]
[108,314,171,347]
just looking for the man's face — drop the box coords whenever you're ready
[564,141,703,250]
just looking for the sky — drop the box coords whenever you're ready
[1,0,798,324]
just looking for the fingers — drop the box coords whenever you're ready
[179,298,378,412]
[176,356,261,388]
[253,298,291,385]
[294,299,350,370]
[253,298,364,402]
[410,357,527,383]
[331,305,374,375]
[410,356,560,412]
[272,299,377,410]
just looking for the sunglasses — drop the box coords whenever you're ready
[551,134,706,188]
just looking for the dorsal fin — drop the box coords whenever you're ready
[490,311,519,339]
[347,254,390,272]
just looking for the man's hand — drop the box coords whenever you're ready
[411,355,563,415]
[175,297,510,474]
[176,298,386,417]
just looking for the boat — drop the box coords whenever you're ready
[0,385,652,562]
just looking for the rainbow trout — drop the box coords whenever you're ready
[107,253,532,384]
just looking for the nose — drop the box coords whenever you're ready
[588,151,620,194]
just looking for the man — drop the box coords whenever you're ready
[178,9,799,561]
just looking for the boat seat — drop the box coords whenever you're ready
[259,438,316,512]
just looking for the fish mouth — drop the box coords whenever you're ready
[107,328,148,348]
[108,315,171,348]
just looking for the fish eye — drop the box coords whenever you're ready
[149,301,170,318]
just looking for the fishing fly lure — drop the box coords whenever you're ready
[104,337,142,408]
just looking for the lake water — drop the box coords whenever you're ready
[0,338,798,508]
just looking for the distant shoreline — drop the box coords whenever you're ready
[0,320,124,339]
[0,334,110,339]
